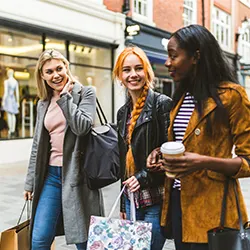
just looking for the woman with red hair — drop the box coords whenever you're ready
[113,46,172,250]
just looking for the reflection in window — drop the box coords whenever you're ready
[69,42,111,68]
[0,27,42,57]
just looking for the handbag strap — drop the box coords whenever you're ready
[96,98,108,125]
[17,200,31,225]
[220,179,244,233]
[108,185,136,221]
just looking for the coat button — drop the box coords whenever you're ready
[195,128,201,135]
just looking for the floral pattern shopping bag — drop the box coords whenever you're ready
[87,186,152,250]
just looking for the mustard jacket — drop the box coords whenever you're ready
[161,82,250,243]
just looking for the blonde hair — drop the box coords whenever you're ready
[113,46,155,89]
[35,49,75,100]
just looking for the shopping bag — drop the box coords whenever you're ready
[87,186,152,250]
[0,201,31,250]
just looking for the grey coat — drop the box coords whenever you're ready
[24,82,104,244]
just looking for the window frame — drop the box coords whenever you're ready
[183,0,197,27]
[212,7,232,52]
[132,0,155,26]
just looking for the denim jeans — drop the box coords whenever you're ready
[125,197,166,250]
[32,166,87,250]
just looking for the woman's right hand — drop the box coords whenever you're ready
[146,147,163,172]
[23,190,33,200]
[120,212,126,220]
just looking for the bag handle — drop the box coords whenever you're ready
[108,185,136,222]
[17,200,31,225]
[96,98,108,125]
[220,179,244,233]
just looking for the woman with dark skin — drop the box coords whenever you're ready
[147,25,250,250]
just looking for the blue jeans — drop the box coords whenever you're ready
[125,197,166,250]
[32,166,87,250]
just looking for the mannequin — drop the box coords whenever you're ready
[2,69,19,138]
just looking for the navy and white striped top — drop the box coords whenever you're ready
[173,92,195,189]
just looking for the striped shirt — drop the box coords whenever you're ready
[173,92,195,189]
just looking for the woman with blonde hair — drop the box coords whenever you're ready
[113,46,172,250]
[23,49,103,250]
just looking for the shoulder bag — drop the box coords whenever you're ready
[207,179,250,250]
[83,98,120,190]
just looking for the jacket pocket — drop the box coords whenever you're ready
[206,170,227,182]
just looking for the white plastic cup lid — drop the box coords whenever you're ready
[160,142,185,155]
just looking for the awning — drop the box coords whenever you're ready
[145,50,167,64]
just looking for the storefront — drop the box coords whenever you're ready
[0,0,125,163]
[125,17,174,96]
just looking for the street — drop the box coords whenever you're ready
[1,161,250,249]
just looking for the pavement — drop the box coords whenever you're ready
[1,162,250,250]
[0,161,175,249]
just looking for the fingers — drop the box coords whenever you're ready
[23,191,33,201]
[120,212,126,220]
[123,176,140,193]
[147,148,162,170]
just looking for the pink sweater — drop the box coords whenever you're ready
[44,94,66,167]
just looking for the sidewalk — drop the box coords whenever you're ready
[0,161,175,249]
[2,161,250,249]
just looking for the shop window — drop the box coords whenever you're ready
[183,0,197,26]
[69,43,111,68]
[0,55,38,140]
[132,0,154,25]
[0,27,43,58]
[45,37,66,57]
[70,64,112,123]
[212,7,232,51]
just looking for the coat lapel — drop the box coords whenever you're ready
[169,95,218,142]
[183,97,217,142]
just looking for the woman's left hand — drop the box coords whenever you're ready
[161,152,205,175]
[60,78,74,96]
[123,176,140,193]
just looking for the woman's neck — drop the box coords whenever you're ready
[129,89,143,106]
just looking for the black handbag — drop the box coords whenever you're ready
[207,179,250,250]
[83,98,120,190]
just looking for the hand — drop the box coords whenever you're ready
[60,78,74,96]
[120,212,126,220]
[123,176,140,193]
[147,147,163,172]
[23,191,33,200]
[161,152,205,177]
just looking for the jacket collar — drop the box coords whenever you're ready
[169,94,217,142]
[118,88,155,138]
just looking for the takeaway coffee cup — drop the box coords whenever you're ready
[160,142,185,178]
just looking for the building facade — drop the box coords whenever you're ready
[0,0,125,163]
[1,0,250,164]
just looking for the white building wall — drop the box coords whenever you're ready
[0,0,126,164]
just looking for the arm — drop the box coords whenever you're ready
[134,94,172,186]
[2,80,8,106]
[57,86,96,136]
[15,80,20,108]
[162,87,250,178]
[24,101,41,196]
